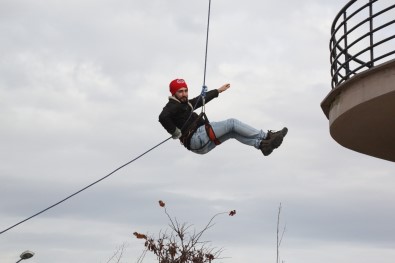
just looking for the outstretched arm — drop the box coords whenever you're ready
[218,83,230,93]
[190,83,229,108]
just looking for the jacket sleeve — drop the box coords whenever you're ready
[189,89,219,109]
[158,102,178,135]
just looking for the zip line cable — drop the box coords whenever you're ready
[0,137,171,235]
[0,0,214,236]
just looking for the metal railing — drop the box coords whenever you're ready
[330,0,395,89]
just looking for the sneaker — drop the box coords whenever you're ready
[260,127,288,156]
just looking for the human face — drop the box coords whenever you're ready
[174,88,188,103]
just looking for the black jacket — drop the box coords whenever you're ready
[158,89,219,136]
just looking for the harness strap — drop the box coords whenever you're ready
[203,113,221,146]
[179,112,205,150]
[179,112,221,150]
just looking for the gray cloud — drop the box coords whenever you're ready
[1,0,395,263]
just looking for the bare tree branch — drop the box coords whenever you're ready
[134,201,235,263]
[136,248,148,263]
[105,243,127,263]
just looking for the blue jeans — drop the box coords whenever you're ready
[189,118,267,154]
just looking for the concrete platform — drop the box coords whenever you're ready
[321,59,395,162]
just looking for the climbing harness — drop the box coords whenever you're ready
[180,111,221,150]
[204,116,221,146]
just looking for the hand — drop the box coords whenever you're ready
[172,127,182,139]
[218,83,230,93]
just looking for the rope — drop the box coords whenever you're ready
[202,0,211,87]
[201,0,212,113]
[0,137,171,236]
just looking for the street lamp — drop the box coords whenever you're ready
[16,250,35,263]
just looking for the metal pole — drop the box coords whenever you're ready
[369,0,374,67]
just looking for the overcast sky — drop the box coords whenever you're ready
[1,0,395,263]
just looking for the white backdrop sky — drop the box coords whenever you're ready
[1,0,395,263]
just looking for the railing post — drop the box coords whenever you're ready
[369,0,374,67]
[332,44,338,88]
[343,11,350,80]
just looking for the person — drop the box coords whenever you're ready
[158,78,288,156]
